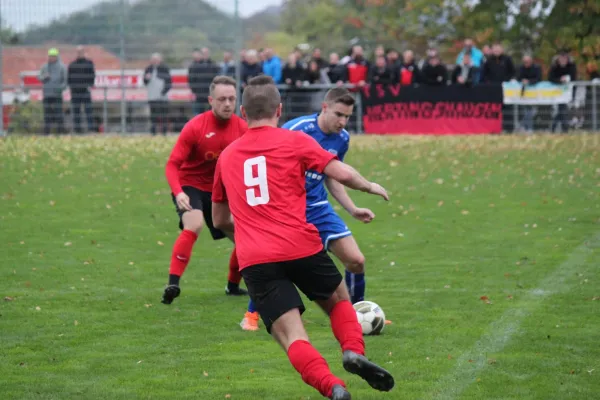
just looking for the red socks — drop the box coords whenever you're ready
[228,248,242,284]
[169,229,198,277]
[330,300,365,355]
[287,340,345,398]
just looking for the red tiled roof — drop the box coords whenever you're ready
[2,45,122,87]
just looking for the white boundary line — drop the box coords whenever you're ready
[428,232,599,400]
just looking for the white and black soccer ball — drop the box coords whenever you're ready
[354,300,386,335]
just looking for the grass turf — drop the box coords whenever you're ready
[1,134,599,400]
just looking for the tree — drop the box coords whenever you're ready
[0,21,19,44]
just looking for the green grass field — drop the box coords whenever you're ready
[1,134,599,400]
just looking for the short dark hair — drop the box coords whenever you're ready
[324,87,355,106]
[209,75,236,96]
[242,75,281,120]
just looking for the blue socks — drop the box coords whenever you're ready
[345,271,365,304]
[247,299,256,313]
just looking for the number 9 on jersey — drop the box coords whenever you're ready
[244,156,270,206]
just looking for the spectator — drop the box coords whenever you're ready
[587,62,599,81]
[39,47,67,135]
[143,52,171,135]
[482,43,516,83]
[548,50,577,133]
[325,53,346,85]
[398,50,420,86]
[293,47,308,68]
[517,54,542,133]
[67,45,96,133]
[482,45,492,60]
[369,55,395,84]
[345,45,370,87]
[456,38,484,68]
[420,54,448,86]
[311,48,327,70]
[219,51,235,77]
[373,45,385,60]
[386,49,400,69]
[262,48,282,84]
[188,48,219,115]
[305,60,330,84]
[418,47,438,69]
[451,52,478,86]
[282,53,305,87]
[240,50,263,87]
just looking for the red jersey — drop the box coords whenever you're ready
[165,111,248,194]
[212,126,337,269]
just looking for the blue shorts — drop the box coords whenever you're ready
[306,202,352,250]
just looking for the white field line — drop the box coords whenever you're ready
[427,232,599,400]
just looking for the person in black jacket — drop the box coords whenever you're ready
[188,48,220,115]
[325,53,346,85]
[368,55,395,84]
[240,50,263,88]
[481,43,516,83]
[548,51,577,133]
[68,46,96,133]
[451,52,478,86]
[420,54,448,86]
[143,53,172,135]
[517,54,542,132]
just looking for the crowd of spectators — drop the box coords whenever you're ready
[35,39,600,134]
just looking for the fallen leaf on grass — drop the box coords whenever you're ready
[225,395,231,399]
[468,359,474,363]
[129,262,134,265]
[249,369,254,373]
[203,371,209,377]
[74,320,79,326]
[4,296,14,301]
[106,204,112,209]
[480,296,491,304]
[137,360,143,364]
[438,200,444,207]
[444,285,451,289]
[488,359,497,365]
[35,306,41,311]
[448,354,452,360]
[144,304,152,308]
[461,210,470,215]
[507,295,514,300]
[64,242,72,246]
[49,200,55,206]
[157,241,164,246]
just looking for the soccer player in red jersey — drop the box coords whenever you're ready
[211,76,394,399]
[162,76,248,305]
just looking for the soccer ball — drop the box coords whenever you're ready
[354,301,386,335]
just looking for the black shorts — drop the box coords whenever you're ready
[241,250,343,334]
[171,186,226,240]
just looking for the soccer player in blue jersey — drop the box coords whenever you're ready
[240,87,390,331]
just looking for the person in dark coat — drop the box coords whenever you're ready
[68,45,96,133]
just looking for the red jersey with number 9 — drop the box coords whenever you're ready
[212,126,337,269]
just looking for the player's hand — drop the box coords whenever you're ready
[352,207,375,223]
[368,182,389,201]
[175,192,192,211]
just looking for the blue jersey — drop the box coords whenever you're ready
[282,114,350,206]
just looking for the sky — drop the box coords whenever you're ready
[1,0,283,32]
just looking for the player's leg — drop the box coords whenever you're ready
[162,187,204,304]
[291,251,395,393]
[240,298,260,331]
[221,230,247,296]
[328,235,366,305]
[241,263,349,399]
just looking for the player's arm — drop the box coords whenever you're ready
[211,159,235,232]
[323,160,388,201]
[295,132,388,201]
[165,120,197,211]
[325,178,375,223]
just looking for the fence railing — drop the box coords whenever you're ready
[1,81,599,135]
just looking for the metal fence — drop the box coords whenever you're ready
[3,80,600,135]
[1,0,600,135]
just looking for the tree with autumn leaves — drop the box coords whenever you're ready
[279,0,600,78]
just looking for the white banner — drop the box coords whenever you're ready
[503,81,573,105]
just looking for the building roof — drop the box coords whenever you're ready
[2,45,123,87]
